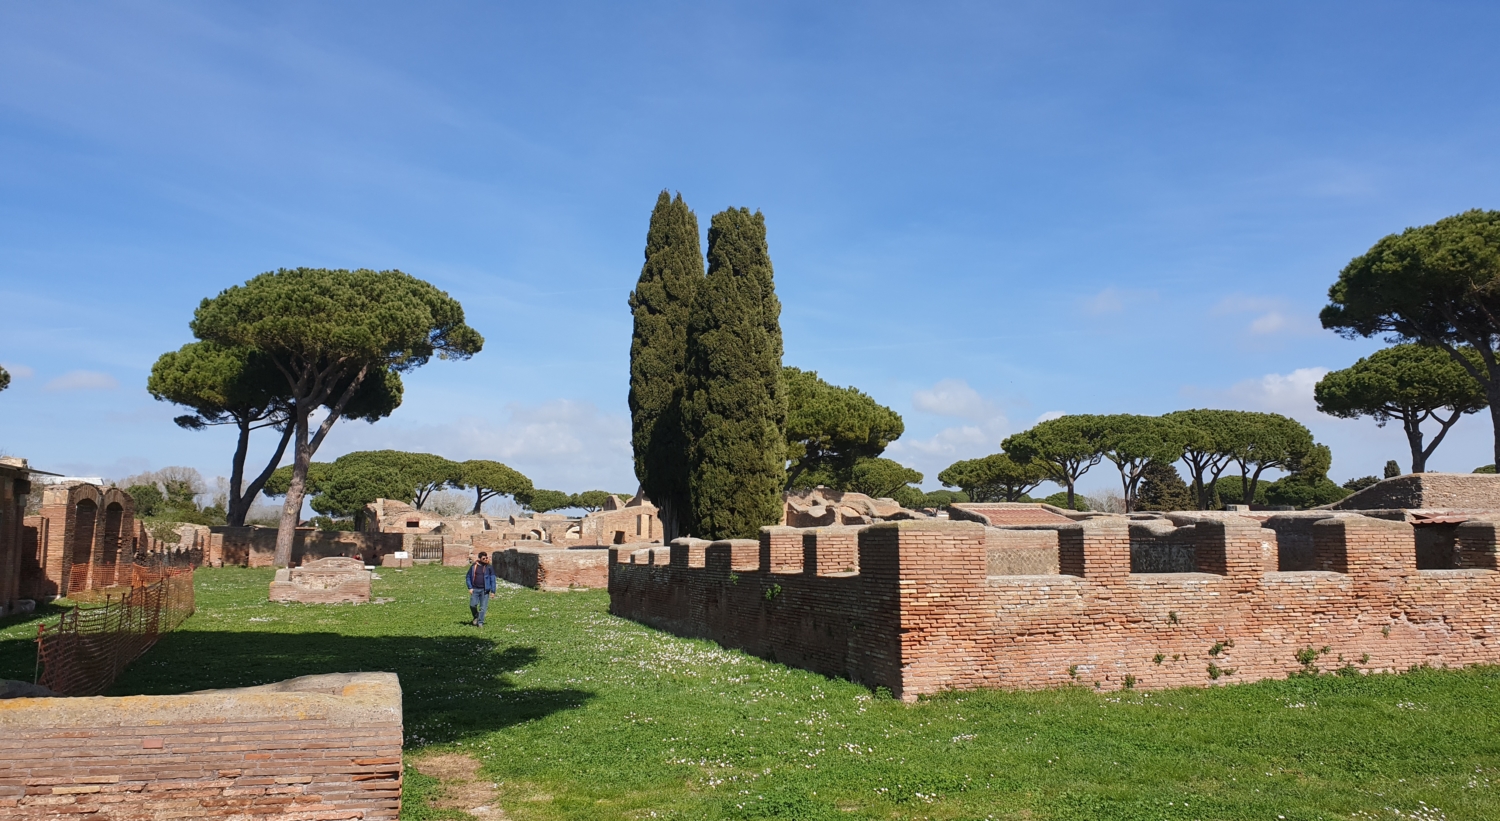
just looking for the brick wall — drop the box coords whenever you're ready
[0,464,26,616]
[611,516,1500,699]
[34,484,138,598]
[0,672,402,819]
[212,526,402,567]
[1333,472,1500,511]
[493,546,611,590]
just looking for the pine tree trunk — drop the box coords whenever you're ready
[272,412,310,568]
[226,420,253,527]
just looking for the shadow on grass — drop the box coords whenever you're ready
[0,602,81,681]
[101,631,593,746]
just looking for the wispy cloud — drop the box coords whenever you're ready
[1211,294,1322,340]
[329,399,634,492]
[1182,366,1331,421]
[1,363,35,379]
[889,379,1013,483]
[43,370,119,392]
[1081,287,1157,316]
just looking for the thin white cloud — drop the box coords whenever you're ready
[1211,294,1321,340]
[1081,287,1156,316]
[889,379,1013,483]
[1035,410,1066,424]
[43,370,119,392]
[327,399,634,492]
[912,379,994,420]
[1,363,35,379]
[1214,367,1330,418]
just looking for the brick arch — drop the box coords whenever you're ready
[69,498,98,595]
[98,501,125,587]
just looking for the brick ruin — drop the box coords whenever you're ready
[269,557,374,604]
[609,500,1500,699]
[0,457,31,617]
[0,672,403,819]
[352,494,666,590]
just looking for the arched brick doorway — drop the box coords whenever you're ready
[98,502,124,587]
[69,498,98,595]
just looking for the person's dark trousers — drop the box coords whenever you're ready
[469,590,490,626]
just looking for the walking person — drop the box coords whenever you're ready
[467,552,496,627]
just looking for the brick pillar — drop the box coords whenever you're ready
[669,538,707,568]
[872,520,988,700]
[39,486,73,596]
[759,527,804,573]
[705,539,759,574]
[21,516,49,599]
[804,527,859,576]
[1058,518,1130,580]
[1313,516,1415,576]
[1195,519,1276,577]
[1455,521,1500,570]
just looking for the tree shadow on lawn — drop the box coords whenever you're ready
[0,601,81,681]
[103,631,593,747]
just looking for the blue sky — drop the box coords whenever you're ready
[3,2,1499,500]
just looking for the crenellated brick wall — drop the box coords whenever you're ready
[0,672,403,819]
[610,516,1500,699]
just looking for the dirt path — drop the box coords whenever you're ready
[413,753,505,818]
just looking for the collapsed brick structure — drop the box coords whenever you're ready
[610,510,1500,699]
[0,672,403,819]
[270,557,373,604]
[782,487,923,527]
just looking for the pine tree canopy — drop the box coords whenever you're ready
[784,366,904,490]
[682,207,787,540]
[1314,343,1487,473]
[938,453,1048,502]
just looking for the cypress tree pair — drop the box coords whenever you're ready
[628,194,786,541]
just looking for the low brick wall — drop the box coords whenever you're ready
[212,527,402,568]
[442,543,472,567]
[494,546,612,591]
[0,672,403,819]
[610,516,1500,699]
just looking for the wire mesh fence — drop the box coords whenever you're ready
[34,561,196,696]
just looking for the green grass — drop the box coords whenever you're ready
[3,565,1498,820]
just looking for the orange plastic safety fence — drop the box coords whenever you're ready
[35,562,196,697]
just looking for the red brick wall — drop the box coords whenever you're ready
[0,672,402,819]
[611,517,1500,699]
[34,484,137,598]
[212,526,401,567]
[493,547,611,590]
[0,468,25,615]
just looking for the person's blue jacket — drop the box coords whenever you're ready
[467,562,496,594]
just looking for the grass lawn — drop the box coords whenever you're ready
[2,565,1498,820]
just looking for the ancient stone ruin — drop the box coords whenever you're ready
[0,672,403,819]
[611,484,1500,699]
[269,556,373,604]
[781,487,924,527]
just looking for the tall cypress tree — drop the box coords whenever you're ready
[682,207,787,540]
[628,191,703,542]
